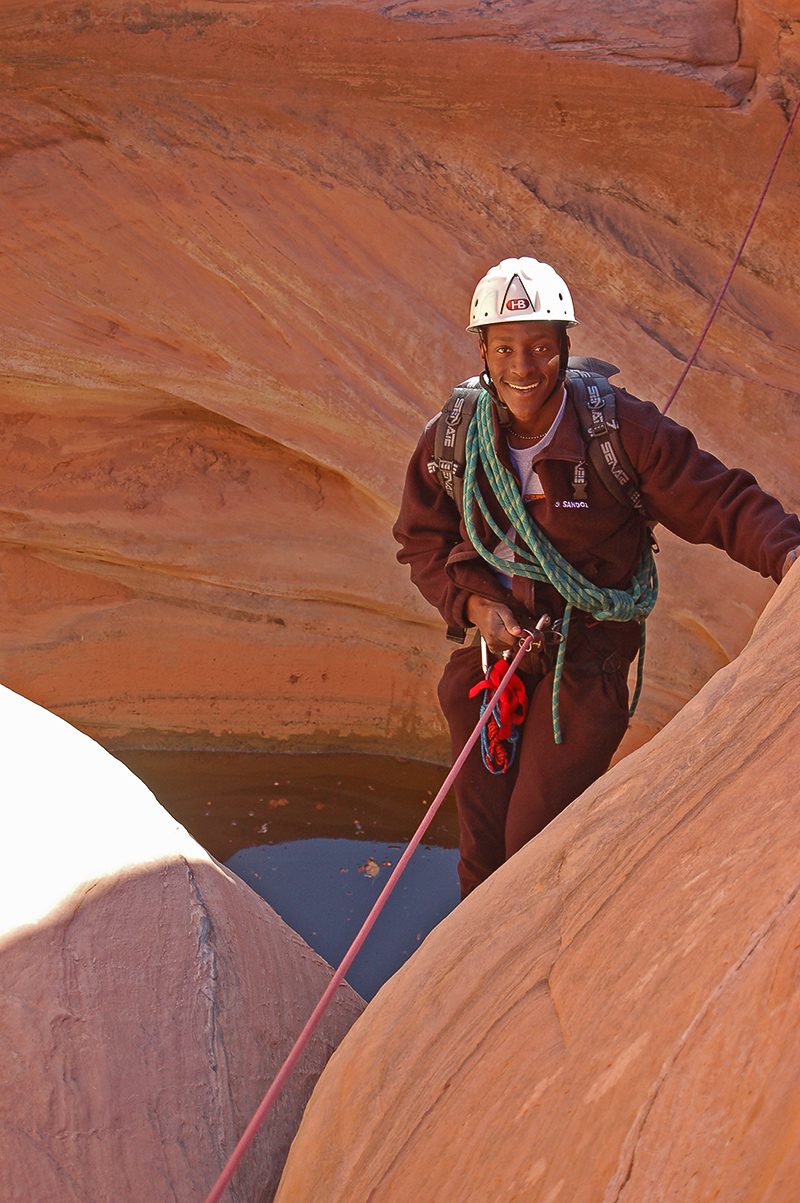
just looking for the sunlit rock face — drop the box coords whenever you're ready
[0,685,363,1203]
[0,1,798,757]
[274,565,800,1202]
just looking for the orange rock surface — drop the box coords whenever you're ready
[0,683,363,1202]
[1,2,798,757]
[275,565,800,1202]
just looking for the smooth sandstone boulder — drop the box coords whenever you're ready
[0,685,363,1203]
[0,2,798,759]
[276,566,800,1202]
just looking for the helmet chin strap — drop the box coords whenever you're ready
[556,328,569,386]
[480,367,511,426]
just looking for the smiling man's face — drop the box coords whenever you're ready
[482,320,566,427]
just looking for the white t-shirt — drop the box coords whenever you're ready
[494,395,566,587]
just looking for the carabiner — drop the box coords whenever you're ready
[519,613,563,652]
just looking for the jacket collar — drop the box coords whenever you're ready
[533,389,586,464]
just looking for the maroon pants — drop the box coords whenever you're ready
[438,642,631,898]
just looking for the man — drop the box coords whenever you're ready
[393,256,800,898]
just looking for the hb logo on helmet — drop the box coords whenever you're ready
[506,298,530,312]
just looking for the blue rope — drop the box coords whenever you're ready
[462,389,658,743]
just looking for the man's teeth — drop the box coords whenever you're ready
[507,382,539,391]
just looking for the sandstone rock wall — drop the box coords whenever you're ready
[0,683,363,1202]
[1,1,798,756]
[274,564,800,1202]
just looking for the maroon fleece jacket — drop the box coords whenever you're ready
[393,384,800,648]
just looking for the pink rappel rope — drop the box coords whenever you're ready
[662,97,799,415]
[203,633,535,1203]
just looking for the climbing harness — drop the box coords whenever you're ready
[202,632,536,1203]
[463,387,658,744]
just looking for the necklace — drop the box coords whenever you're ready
[508,428,545,442]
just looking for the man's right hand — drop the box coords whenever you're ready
[466,595,523,655]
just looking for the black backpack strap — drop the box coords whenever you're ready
[427,376,482,516]
[567,370,649,518]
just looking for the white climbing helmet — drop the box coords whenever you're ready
[467,257,578,331]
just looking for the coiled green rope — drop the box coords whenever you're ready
[463,389,658,743]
